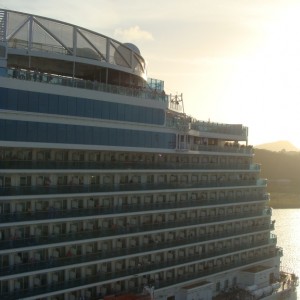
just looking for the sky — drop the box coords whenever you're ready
[2,0,300,148]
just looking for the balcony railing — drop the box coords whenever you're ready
[0,180,259,197]
[1,252,277,300]
[0,220,272,252]
[0,195,268,225]
[4,67,167,103]
[0,160,255,171]
[0,238,272,279]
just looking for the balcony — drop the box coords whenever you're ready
[0,160,254,171]
[0,180,258,197]
[0,195,268,225]
[0,221,272,252]
[0,238,272,279]
[0,251,277,300]
[5,68,167,103]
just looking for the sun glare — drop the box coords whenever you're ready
[224,4,300,148]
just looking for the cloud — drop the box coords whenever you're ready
[114,26,154,42]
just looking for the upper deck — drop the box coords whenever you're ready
[0,9,150,89]
[0,9,249,145]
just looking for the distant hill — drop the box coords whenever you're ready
[253,148,300,208]
[255,140,299,152]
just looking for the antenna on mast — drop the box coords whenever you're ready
[170,93,184,113]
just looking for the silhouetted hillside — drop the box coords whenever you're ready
[253,148,300,182]
[255,140,298,152]
[253,148,300,208]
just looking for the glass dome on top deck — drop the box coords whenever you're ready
[0,9,148,87]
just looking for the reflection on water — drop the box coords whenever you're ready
[273,209,300,298]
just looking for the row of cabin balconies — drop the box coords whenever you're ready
[0,215,273,252]
[0,148,252,167]
[0,194,270,224]
[0,229,274,278]
[0,174,266,197]
[0,182,268,202]
[0,159,258,172]
[1,172,259,187]
[0,246,279,300]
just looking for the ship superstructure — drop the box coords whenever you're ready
[0,9,297,300]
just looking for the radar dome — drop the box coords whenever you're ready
[123,43,141,55]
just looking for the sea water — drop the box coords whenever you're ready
[273,209,300,298]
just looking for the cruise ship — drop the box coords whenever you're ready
[0,9,298,300]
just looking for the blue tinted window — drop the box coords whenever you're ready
[58,96,68,114]
[75,126,85,144]
[1,88,165,125]
[117,103,125,121]
[0,119,5,139]
[0,119,176,149]
[48,123,56,142]
[67,125,75,143]
[67,97,76,116]
[29,92,39,112]
[38,123,48,142]
[109,102,117,119]
[5,120,16,140]
[27,122,37,142]
[101,101,109,119]
[84,126,93,145]
[93,101,101,118]
[124,104,132,122]
[138,107,146,123]
[145,108,153,124]
[7,89,18,110]
[18,90,29,111]
[48,94,59,114]
[85,100,93,118]
[39,94,48,113]
[76,98,85,116]
[16,121,26,141]
[57,124,66,143]
[0,87,8,109]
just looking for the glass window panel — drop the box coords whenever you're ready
[131,106,139,123]
[85,127,93,144]
[85,100,93,118]
[48,94,59,114]
[7,89,18,110]
[0,119,5,140]
[29,92,39,112]
[39,94,49,113]
[18,90,29,111]
[47,123,57,142]
[76,98,85,116]
[108,128,117,146]
[57,124,66,143]
[38,123,48,142]
[145,108,152,124]
[27,122,37,142]
[109,102,117,120]
[5,120,17,141]
[93,100,101,118]
[58,96,68,114]
[16,121,27,141]
[138,107,146,123]
[101,101,109,119]
[67,97,76,116]
[67,125,75,143]
[75,126,85,144]
[124,104,132,122]
[0,87,8,109]
[117,103,125,121]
